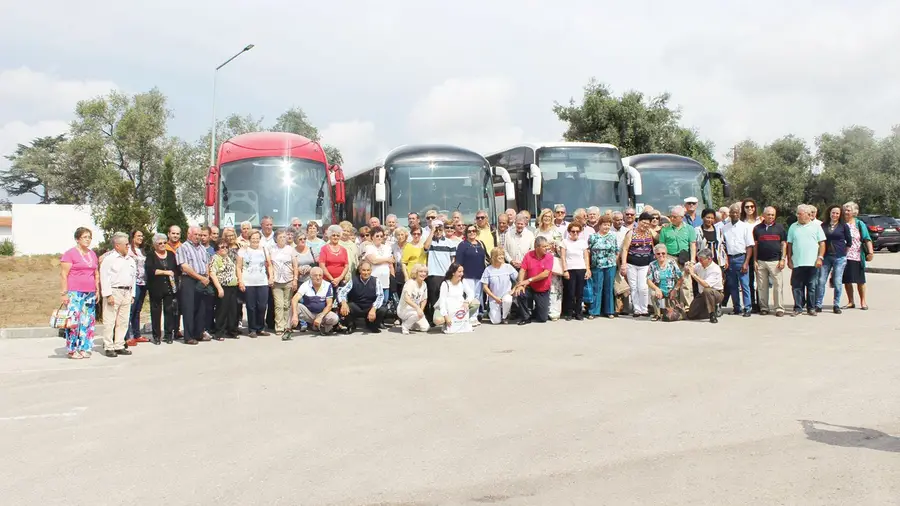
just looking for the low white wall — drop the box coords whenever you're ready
[11,204,105,255]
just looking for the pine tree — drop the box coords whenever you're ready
[156,155,188,237]
[96,180,152,251]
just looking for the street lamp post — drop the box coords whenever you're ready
[209,44,255,170]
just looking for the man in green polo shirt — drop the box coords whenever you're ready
[659,205,697,304]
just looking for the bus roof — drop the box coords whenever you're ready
[484,141,620,158]
[344,144,488,180]
[621,153,708,171]
[218,131,327,166]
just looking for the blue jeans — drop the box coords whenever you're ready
[589,266,616,316]
[245,285,270,332]
[815,255,847,309]
[791,266,817,311]
[726,254,751,312]
[126,284,147,339]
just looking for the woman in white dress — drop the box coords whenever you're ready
[434,263,480,333]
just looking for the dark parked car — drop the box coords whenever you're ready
[857,214,900,252]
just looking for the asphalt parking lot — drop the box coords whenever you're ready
[2,275,899,505]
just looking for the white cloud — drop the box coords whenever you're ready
[407,77,526,153]
[0,120,69,161]
[320,120,381,170]
[0,67,116,122]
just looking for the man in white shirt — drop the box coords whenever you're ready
[259,216,276,249]
[100,232,136,357]
[553,204,568,235]
[504,213,535,268]
[685,248,724,323]
[720,202,755,316]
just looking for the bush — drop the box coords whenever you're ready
[0,239,14,256]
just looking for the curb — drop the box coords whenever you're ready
[0,323,152,340]
[865,267,900,275]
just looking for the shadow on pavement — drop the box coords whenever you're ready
[799,420,900,453]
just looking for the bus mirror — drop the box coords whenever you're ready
[529,164,542,195]
[625,165,642,196]
[205,165,218,206]
[723,182,732,198]
[505,182,515,200]
[375,183,386,203]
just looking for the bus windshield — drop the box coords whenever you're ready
[636,168,709,213]
[388,161,493,222]
[537,146,626,212]
[220,156,332,227]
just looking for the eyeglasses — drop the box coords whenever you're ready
[555,211,565,215]
[570,229,581,234]
[467,229,477,233]
[412,232,422,236]
[297,237,306,241]
[476,216,486,220]
[655,253,667,257]
[426,216,436,220]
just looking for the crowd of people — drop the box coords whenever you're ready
[58,198,874,358]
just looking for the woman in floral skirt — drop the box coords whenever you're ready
[59,227,100,359]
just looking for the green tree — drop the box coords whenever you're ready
[68,88,171,209]
[156,155,189,236]
[723,136,813,214]
[0,134,75,203]
[97,180,152,250]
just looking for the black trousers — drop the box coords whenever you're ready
[342,302,387,330]
[425,275,444,324]
[562,269,587,317]
[149,293,177,339]
[265,290,276,330]
[214,285,238,337]
[517,287,550,323]
[179,277,211,340]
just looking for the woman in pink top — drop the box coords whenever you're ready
[59,227,100,359]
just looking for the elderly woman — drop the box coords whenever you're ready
[270,229,299,336]
[401,226,427,278]
[209,238,239,340]
[145,232,178,344]
[237,230,273,338]
[364,226,395,303]
[290,267,339,336]
[535,208,564,320]
[588,215,618,319]
[305,221,326,256]
[647,243,683,321]
[841,201,874,310]
[559,222,591,321]
[337,261,387,334]
[60,227,100,358]
[320,224,351,290]
[481,247,518,324]
[397,263,430,334]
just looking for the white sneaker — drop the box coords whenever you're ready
[401,327,410,335]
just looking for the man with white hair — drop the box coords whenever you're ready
[685,248,724,323]
[552,204,568,235]
[586,206,601,231]
[384,214,398,246]
[683,197,703,227]
[290,267,339,336]
[175,225,212,344]
[259,216,275,249]
[238,221,253,247]
[787,204,825,316]
[369,216,381,229]
[504,213,535,269]
[100,232,136,357]
[658,205,697,305]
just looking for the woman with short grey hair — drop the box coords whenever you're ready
[319,225,350,289]
[841,201,874,309]
[145,232,179,344]
[646,243,683,320]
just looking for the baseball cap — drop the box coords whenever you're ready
[684,197,699,204]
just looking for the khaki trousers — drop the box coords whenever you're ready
[687,289,724,320]
[103,288,133,351]
[271,282,293,333]
[756,260,784,313]
[297,304,339,332]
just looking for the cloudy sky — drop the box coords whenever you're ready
[1,0,898,202]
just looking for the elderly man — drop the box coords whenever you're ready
[658,205,697,305]
[176,226,212,344]
[209,226,220,245]
[422,210,437,236]
[474,209,495,251]
[683,197,703,227]
[238,221,253,247]
[787,204,825,316]
[721,202,754,316]
[290,267,339,336]
[512,236,553,325]
[384,214,398,246]
[100,232,136,357]
[754,206,787,316]
[259,216,276,249]
[623,207,637,230]
[368,216,381,229]
[685,248,724,323]
[407,212,421,230]
[504,213,535,268]
[586,206,602,231]
[553,204,568,234]
[572,209,595,239]
[612,211,628,249]
[423,220,460,323]
[496,213,510,251]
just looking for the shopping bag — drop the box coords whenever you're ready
[49,303,75,329]
[444,305,473,334]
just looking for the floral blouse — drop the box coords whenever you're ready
[588,232,619,269]
[210,254,238,286]
[648,259,682,296]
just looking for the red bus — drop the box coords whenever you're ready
[205,131,346,229]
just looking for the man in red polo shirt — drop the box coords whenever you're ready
[511,236,553,325]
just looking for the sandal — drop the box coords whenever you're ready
[843,303,856,309]
[860,306,868,310]
[69,351,83,359]
[586,315,595,320]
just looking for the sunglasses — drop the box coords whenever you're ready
[655,252,667,256]
[412,232,422,236]
[426,216,436,220]
[625,213,635,216]
[555,211,565,215]
[476,216,486,220]
[467,229,477,233]
[745,205,755,209]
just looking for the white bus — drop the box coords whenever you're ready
[485,142,642,219]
